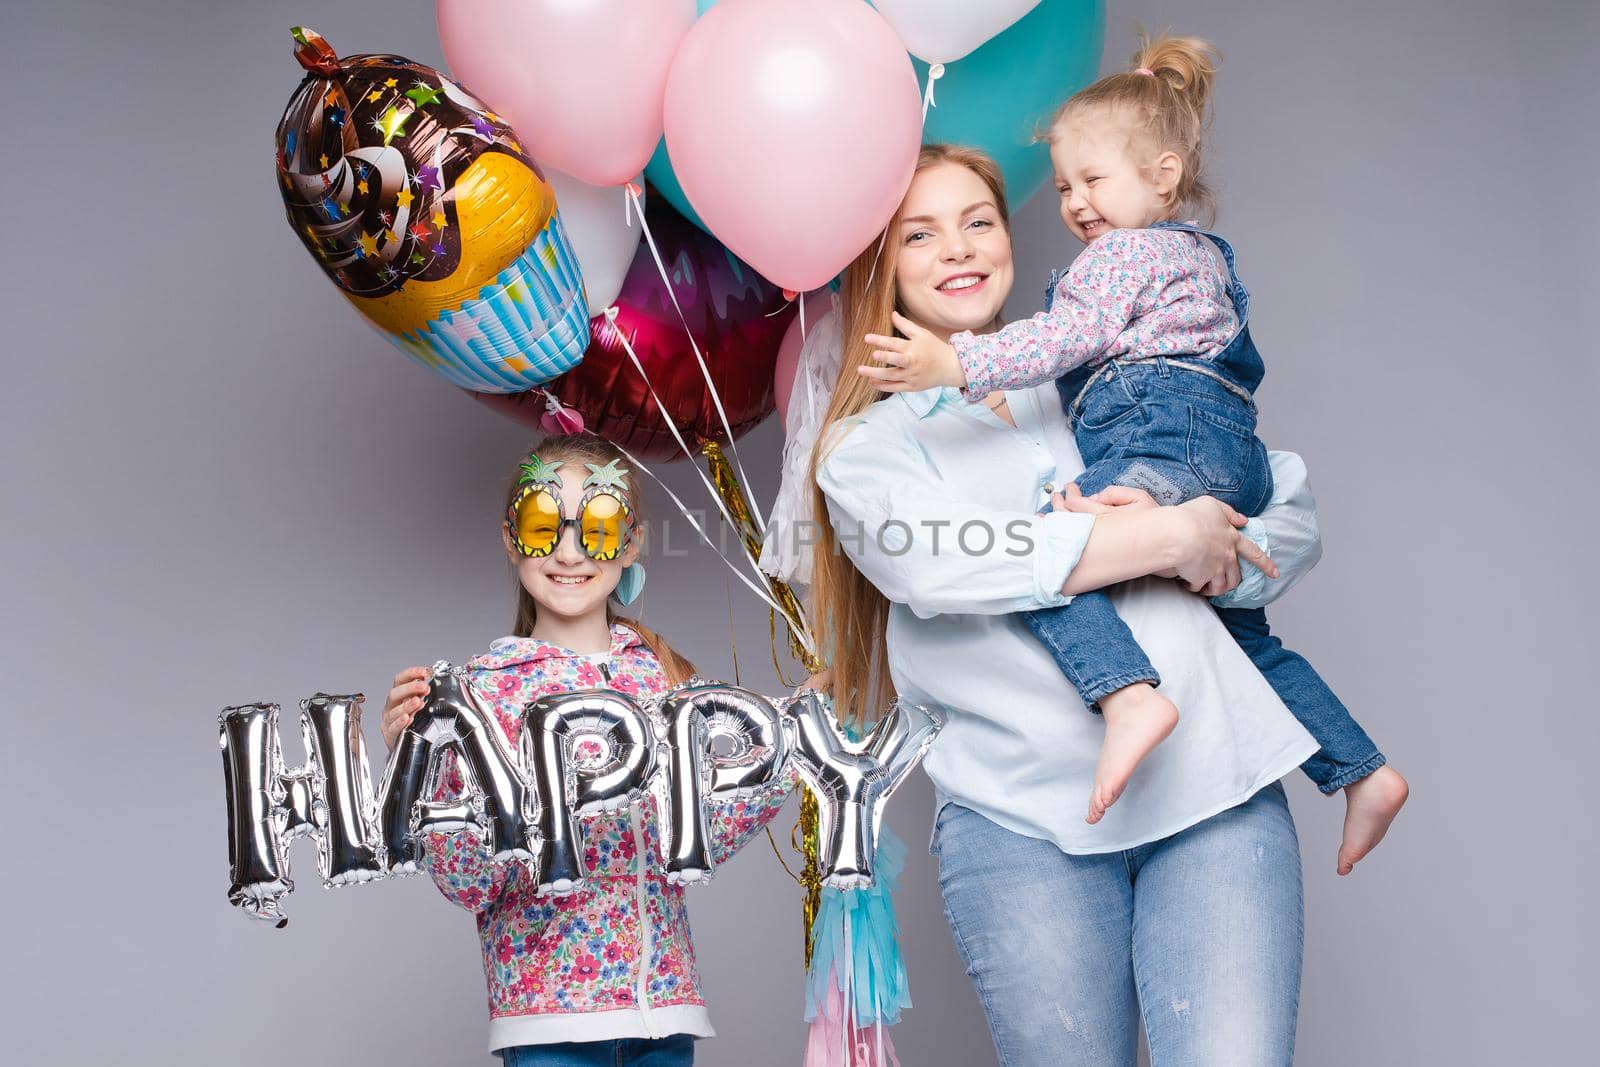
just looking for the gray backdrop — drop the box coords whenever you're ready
[3,0,1594,1063]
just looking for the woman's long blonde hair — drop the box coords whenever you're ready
[806,144,1011,726]
[503,434,697,685]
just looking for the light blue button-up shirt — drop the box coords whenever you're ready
[816,383,1320,854]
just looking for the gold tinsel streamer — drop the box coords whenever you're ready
[701,440,825,966]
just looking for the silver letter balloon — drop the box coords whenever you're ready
[219,669,943,924]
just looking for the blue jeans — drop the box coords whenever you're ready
[932,784,1304,1066]
[1026,221,1384,794]
[500,1035,694,1067]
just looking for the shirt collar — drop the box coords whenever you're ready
[897,386,960,420]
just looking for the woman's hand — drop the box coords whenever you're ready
[381,667,431,751]
[859,312,967,392]
[1162,497,1279,597]
[1053,484,1159,515]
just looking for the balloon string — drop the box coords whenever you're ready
[612,435,793,623]
[921,63,946,122]
[861,230,891,294]
[600,316,793,620]
[624,184,768,537]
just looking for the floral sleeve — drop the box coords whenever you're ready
[952,228,1165,397]
[419,749,522,914]
[707,766,798,866]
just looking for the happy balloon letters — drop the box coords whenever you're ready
[219,663,941,926]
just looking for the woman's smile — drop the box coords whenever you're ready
[936,271,990,296]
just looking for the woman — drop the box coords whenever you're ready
[806,145,1323,1065]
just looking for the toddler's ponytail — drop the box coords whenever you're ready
[1131,33,1219,131]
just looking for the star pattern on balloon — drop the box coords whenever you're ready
[375,106,411,146]
[416,163,442,192]
[431,210,448,230]
[357,232,379,258]
[325,105,346,128]
[405,82,445,107]
[395,188,414,208]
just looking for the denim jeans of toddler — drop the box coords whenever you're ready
[1025,221,1383,793]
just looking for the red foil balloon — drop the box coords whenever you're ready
[476,196,796,460]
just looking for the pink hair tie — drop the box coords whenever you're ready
[1135,67,1155,77]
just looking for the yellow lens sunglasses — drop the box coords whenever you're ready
[506,455,636,561]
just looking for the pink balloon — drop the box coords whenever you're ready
[437,0,696,187]
[774,290,829,428]
[663,0,922,291]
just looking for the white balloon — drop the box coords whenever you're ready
[872,0,1040,65]
[542,166,645,316]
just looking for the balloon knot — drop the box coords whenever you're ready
[290,27,341,76]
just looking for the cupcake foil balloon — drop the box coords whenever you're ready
[275,28,589,392]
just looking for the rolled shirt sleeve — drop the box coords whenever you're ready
[816,420,1097,618]
[1210,450,1323,610]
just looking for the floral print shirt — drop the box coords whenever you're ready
[420,623,793,1049]
[954,227,1239,398]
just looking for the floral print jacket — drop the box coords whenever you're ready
[953,226,1239,398]
[421,623,793,1050]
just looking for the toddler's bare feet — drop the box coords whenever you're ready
[1336,765,1409,875]
[1088,683,1179,825]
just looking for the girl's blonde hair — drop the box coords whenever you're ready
[503,433,697,685]
[806,144,1011,727]
[1047,32,1222,223]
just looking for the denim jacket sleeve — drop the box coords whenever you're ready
[815,417,1097,618]
[1210,450,1323,610]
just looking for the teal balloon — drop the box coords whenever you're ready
[644,136,707,232]
[915,0,1104,206]
[645,0,1104,231]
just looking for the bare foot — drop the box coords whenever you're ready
[1088,684,1179,825]
[1336,765,1409,875]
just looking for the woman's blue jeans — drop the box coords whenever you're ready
[931,784,1304,1066]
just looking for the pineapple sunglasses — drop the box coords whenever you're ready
[505,456,636,562]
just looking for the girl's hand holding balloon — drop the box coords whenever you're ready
[860,313,968,392]
[381,667,432,751]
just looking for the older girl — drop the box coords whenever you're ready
[380,434,790,1067]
